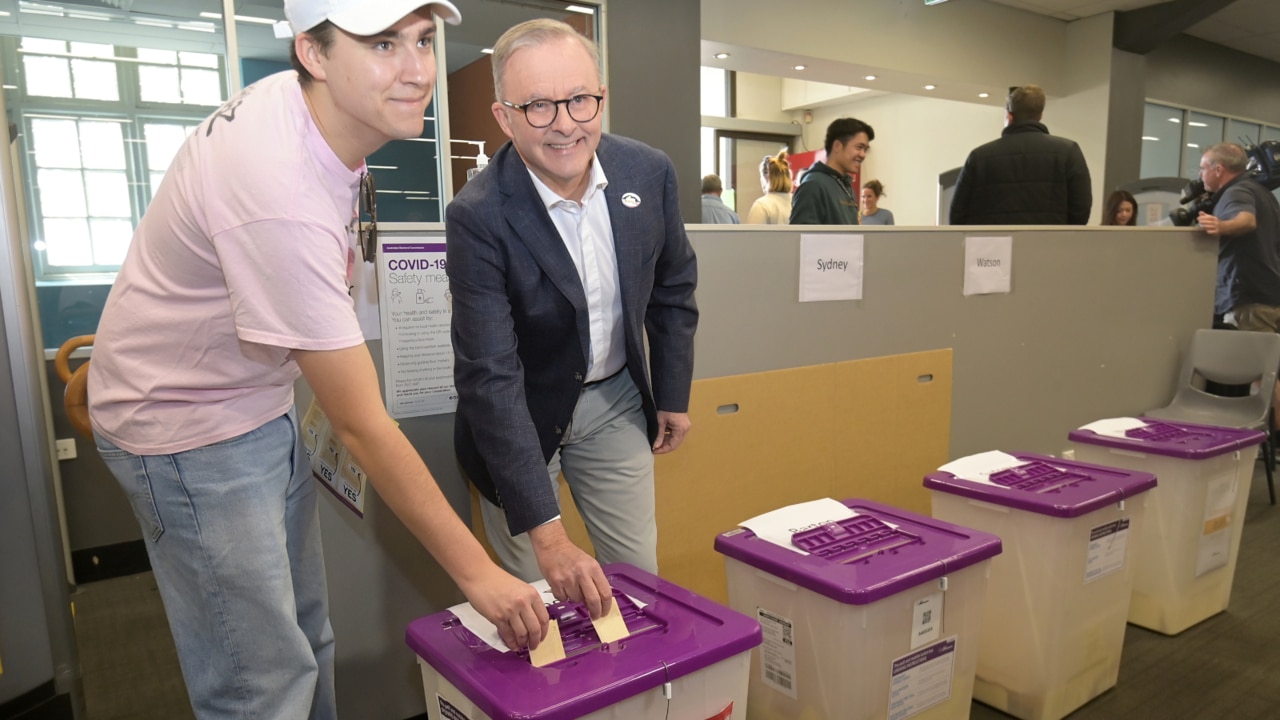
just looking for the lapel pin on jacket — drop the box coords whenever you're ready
[621,192,641,208]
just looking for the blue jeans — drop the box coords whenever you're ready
[95,408,336,720]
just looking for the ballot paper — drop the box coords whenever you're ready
[448,578,642,656]
[529,620,566,667]
[591,601,630,644]
[739,498,859,554]
[1077,417,1149,439]
[937,450,1030,486]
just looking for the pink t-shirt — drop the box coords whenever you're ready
[88,71,365,455]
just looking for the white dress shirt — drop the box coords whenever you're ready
[527,156,626,382]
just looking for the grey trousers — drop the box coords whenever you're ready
[479,369,658,581]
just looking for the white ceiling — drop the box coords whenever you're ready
[697,0,1280,111]
[7,0,1279,81]
[988,0,1280,64]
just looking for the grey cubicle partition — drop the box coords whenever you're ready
[686,224,1216,459]
[312,223,1214,718]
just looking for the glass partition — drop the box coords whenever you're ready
[1226,118,1262,148]
[1140,102,1181,179]
[1181,112,1224,181]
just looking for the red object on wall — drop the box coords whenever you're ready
[787,148,861,200]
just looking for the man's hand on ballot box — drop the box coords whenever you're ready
[529,519,614,619]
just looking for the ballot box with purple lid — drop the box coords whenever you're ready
[714,498,1002,720]
[405,562,760,720]
[924,452,1156,720]
[1069,416,1266,634]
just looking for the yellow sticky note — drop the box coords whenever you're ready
[592,601,630,644]
[529,619,566,667]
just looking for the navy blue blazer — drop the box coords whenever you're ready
[446,134,699,536]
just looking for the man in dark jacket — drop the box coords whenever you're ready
[791,117,873,225]
[950,85,1091,225]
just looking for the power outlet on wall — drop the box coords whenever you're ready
[56,438,77,461]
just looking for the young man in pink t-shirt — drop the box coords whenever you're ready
[87,1,548,716]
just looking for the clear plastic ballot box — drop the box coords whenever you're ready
[923,452,1156,720]
[713,498,1002,720]
[405,563,761,720]
[1068,417,1266,635]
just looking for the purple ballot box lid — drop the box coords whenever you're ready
[923,452,1157,518]
[1067,417,1266,459]
[405,563,761,720]
[713,499,1002,606]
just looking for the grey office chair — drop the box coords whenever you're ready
[1146,328,1280,505]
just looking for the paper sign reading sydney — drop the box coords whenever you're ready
[963,236,1012,296]
[800,234,864,302]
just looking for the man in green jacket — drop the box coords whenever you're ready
[791,117,874,225]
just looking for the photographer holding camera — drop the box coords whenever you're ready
[1198,143,1280,332]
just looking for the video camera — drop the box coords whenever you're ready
[1168,179,1215,226]
[1169,140,1280,226]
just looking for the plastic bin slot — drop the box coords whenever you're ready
[790,515,923,563]
[523,591,660,661]
[1124,422,1201,444]
[989,461,1092,493]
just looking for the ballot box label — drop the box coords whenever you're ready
[888,636,956,720]
[757,606,798,699]
[1084,518,1130,583]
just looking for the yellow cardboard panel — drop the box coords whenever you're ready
[471,350,953,606]
[833,349,953,514]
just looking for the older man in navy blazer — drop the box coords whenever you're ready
[446,19,698,616]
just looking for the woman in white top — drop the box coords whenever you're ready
[746,150,793,224]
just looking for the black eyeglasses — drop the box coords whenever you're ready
[500,93,603,129]
[358,171,377,263]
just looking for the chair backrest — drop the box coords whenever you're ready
[54,334,95,441]
[1169,328,1280,425]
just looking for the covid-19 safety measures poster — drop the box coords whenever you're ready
[378,239,458,418]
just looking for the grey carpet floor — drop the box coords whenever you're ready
[72,571,193,720]
[71,463,1280,720]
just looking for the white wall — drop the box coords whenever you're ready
[735,72,792,123]
[710,1,1120,226]
[801,95,1000,225]
[1050,13,1116,225]
[732,13,1121,224]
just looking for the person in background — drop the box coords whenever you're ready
[86,2,549,718]
[1103,189,1138,226]
[860,179,895,225]
[950,84,1091,225]
[746,150,792,224]
[446,19,698,616]
[1198,142,1280,332]
[701,173,741,224]
[790,117,873,225]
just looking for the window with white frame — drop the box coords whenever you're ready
[8,36,224,280]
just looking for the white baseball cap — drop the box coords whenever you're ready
[285,0,462,36]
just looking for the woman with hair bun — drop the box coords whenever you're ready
[860,179,895,225]
[746,150,794,224]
